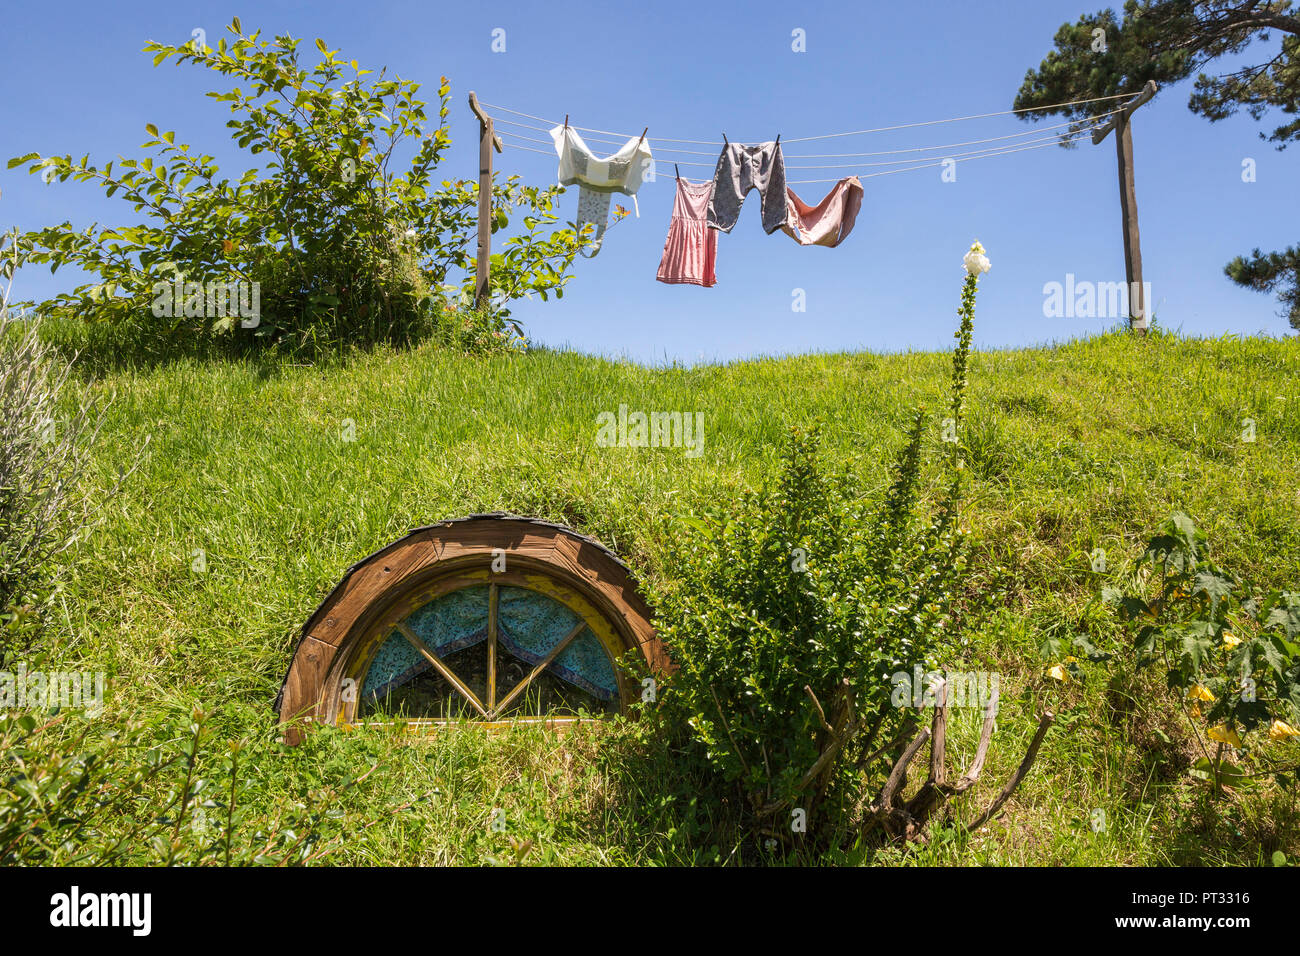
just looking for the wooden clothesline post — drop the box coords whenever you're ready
[467,91,503,311]
[1092,79,1158,335]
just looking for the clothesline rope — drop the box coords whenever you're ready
[497,127,710,163]
[491,117,722,155]
[497,131,714,167]
[788,132,1096,183]
[478,90,1136,147]
[784,123,1105,169]
[495,127,1098,183]
[480,102,718,144]
[491,107,1123,160]
[496,141,557,157]
[497,126,1100,172]
[781,108,1122,158]
[779,92,1134,142]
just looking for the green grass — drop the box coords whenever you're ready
[33,326,1300,864]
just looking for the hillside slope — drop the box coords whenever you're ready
[50,329,1300,864]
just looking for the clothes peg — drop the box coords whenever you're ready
[774,134,781,146]
[722,132,728,145]
[564,114,569,131]
[674,163,680,179]
[638,127,648,146]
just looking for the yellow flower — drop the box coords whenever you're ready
[1187,684,1216,703]
[1268,720,1299,740]
[1047,662,1069,683]
[1222,632,1242,649]
[1207,725,1243,748]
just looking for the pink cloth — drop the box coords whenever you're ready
[657,178,717,287]
[780,176,864,248]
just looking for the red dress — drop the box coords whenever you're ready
[656,178,717,287]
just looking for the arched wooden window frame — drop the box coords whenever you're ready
[276,515,666,743]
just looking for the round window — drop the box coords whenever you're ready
[276,515,665,741]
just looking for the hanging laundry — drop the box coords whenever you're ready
[657,176,717,287]
[550,123,653,258]
[706,140,788,235]
[780,176,864,248]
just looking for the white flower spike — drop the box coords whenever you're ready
[963,240,991,277]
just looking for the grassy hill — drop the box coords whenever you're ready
[39,327,1300,864]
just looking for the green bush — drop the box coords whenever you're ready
[7,20,583,358]
[650,247,987,846]
[1102,513,1300,790]
[431,304,527,355]
[0,249,102,635]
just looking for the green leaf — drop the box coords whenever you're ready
[1259,634,1292,677]
[145,123,159,137]
[1179,622,1215,673]
[1264,593,1300,639]
[1073,634,1112,662]
[679,516,716,539]
[1134,625,1159,661]
[1190,757,1248,789]
[1193,569,1233,610]
[1285,680,1300,712]
[1118,595,1149,621]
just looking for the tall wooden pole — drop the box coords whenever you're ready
[467,91,502,311]
[1114,118,1144,329]
[1092,80,1157,335]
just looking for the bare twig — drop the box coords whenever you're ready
[805,685,833,736]
[963,711,1055,831]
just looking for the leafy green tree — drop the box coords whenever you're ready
[6,19,585,355]
[1014,1,1300,330]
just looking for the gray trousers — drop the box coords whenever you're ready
[706,142,788,234]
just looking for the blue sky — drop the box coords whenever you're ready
[2,0,1296,363]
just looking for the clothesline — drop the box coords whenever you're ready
[477,91,1135,148]
[783,125,1105,169]
[496,118,1111,168]
[496,127,1097,184]
[490,93,1135,288]
[498,133,714,168]
[489,106,1125,160]
[800,131,1097,183]
[490,117,723,155]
